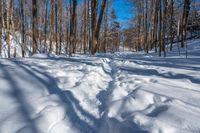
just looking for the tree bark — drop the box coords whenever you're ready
[32,0,37,54]
[58,0,63,55]
[181,0,191,48]
[20,0,26,57]
[91,0,107,55]
[6,0,11,58]
[49,0,54,54]
[55,0,58,55]
[0,0,2,55]
[170,0,174,51]
[44,0,49,53]
[158,0,162,57]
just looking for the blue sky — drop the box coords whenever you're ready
[112,0,133,28]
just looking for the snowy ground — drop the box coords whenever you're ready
[0,40,200,133]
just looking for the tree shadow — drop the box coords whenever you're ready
[120,66,200,84]
[0,60,39,133]
[12,58,148,133]
[12,59,99,133]
[99,117,148,133]
[116,57,200,71]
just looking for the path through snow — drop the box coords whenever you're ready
[0,41,200,133]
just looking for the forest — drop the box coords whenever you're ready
[0,1,200,133]
[0,0,199,58]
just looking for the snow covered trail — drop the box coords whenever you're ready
[104,57,200,133]
[0,49,200,133]
[0,56,115,133]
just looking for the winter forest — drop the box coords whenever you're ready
[0,0,200,133]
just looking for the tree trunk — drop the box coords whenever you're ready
[170,0,174,51]
[55,0,58,55]
[91,0,107,55]
[49,0,54,54]
[103,0,108,53]
[69,0,77,56]
[32,0,37,54]
[162,0,167,57]
[145,0,148,53]
[158,0,162,57]
[91,0,97,54]
[21,0,26,57]
[58,0,63,55]
[153,0,158,53]
[44,0,49,53]
[83,0,87,54]
[6,0,11,58]
[181,0,191,47]
[0,0,2,56]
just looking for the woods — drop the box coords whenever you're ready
[0,0,199,58]
[128,0,200,57]
[1,1,200,132]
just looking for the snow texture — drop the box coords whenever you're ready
[0,40,200,133]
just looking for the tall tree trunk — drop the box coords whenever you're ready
[69,0,77,56]
[55,0,58,55]
[44,0,49,53]
[0,0,2,56]
[181,0,191,48]
[149,0,154,50]
[49,0,54,54]
[73,0,77,54]
[91,0,97,54]
[153,0,158,53]
[58,0,63,55]
[83,0,87,54]
[145,0,148,53]
[158,0,162,57]
[21,0,26,57]
[91,0,107,55]
[10,0,16,57]
[103,0,108,53]
[6,0,11,58]
[88,0,91,53]
[1,0,4,32]
[32,0,37,54]
[162,0,167,57]
[65,5,69,54]
[170,0,174,51]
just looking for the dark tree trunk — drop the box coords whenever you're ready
[32,0,37,54]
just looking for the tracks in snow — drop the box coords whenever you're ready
[1,56,200,133]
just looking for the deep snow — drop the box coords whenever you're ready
[0,40,200,133]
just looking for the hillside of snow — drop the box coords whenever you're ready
[0,40,200,133]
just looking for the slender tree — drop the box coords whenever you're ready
[6,0,11,58]
[0,0,2,56]
[44,0,49,53]
[69,0,77,56]
[32,0,37,54]
[91,0,107,54]
[58,0,63,55]
[170,0,174,51]
[20,0,26,57]
[181,0,191,48]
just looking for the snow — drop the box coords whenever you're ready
[0,40,200,133]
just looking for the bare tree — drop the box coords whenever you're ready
[20,0,26,57]
[181,0,191,48]
[32,0,37,54]
[91,0,107,54]
[0,0,2,55]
